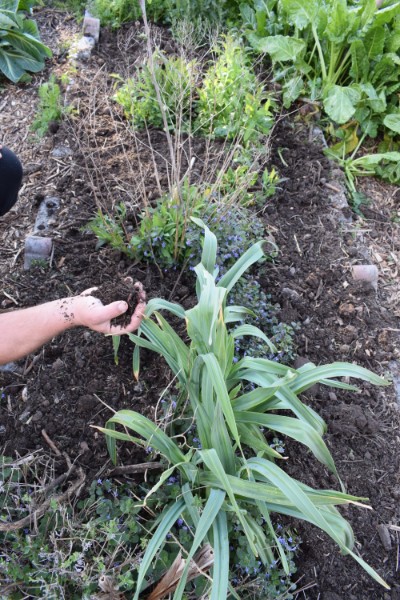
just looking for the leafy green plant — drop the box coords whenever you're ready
[0,0,51,83]
[31,74,68,137]
[89,0,242,28]
[325,134,400,212]
[86,184,206,269]
[245,0,400,153]
[195,35,275,143]
[98,219,390,598]
[114,52,199,131]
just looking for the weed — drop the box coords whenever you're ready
[31,75,68,138]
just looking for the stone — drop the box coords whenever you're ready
[83,15,100,43]
[377,524,392,551]
[351,264,378,291]
[69,36,96,61]
[24,235,53,270]
[338,302,355,317]
[33,196,60,234]
[51,145,73,158]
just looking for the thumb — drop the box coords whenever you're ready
[91,300,128,324]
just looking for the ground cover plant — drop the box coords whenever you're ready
[0,0,51,82]
[98,221,390,598]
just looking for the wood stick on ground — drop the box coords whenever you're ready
[107,462,162,476]
[41,428,62,455]
[0,467,86,532]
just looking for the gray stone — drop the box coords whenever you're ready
[70,36,96,61]
[24,235,53,270]
[33,196,60,234]
[83,15,100,43]
[51,145,73,158]
[377,524,392,551]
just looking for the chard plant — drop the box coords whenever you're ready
[98,219,390,598]
[245,0,400,178]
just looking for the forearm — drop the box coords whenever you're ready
[0,298,79,364]
[0,288,146,365]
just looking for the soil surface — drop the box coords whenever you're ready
[0,9,399,599]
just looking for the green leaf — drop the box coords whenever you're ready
[281,0,319,29]
[191,217,217,277]
[323,85,361,124]
[350,40,369,82]
[211,511,229,600]
[289,361,390,394]
[173,489,225,599]
[145,298,185,319]
[105,410,187,466]
[235,412,340,479]
[201,353,241,449]
[217,241,266,293]
[248,33,306,62]
[133,500,185,600]
[282,74,304,107]
[363,26,385,59]
[232,324,276,352]
[383,113,400,133]
[374,2,400,27]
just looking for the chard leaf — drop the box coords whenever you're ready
[282,74,304,107]
[363,26,385,59]
[280,0,319,29]
[374,2,400,27]
[383,113,400,133]
[350,40,369,82]
[326,0,356,43]
[248,33,306,62]
[323,85,360,124]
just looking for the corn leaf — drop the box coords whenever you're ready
[232,324,276,352]
[173,489,226,599]
[211,511,229,600]
[201,353,241,448]
[106,410,187,466]
[235,412,339,479]
[217,241,265,293]
[133,499,185,600]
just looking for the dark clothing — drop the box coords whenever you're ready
[0,146,23,216]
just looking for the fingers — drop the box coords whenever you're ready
[92,300,129,328]
[108,299,146,335]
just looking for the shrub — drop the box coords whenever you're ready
[195,36,274,143]
[99,220,390,598]
[0,0,51,83]
[114,52,199,131]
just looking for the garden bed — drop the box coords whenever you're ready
[0,8,399,599]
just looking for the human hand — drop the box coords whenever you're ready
[72,282,146,335]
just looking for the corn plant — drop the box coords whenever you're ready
[97,219,390,598]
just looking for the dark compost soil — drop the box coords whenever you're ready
[0,10,399,599]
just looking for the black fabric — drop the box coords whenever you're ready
[0,146,23,216]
